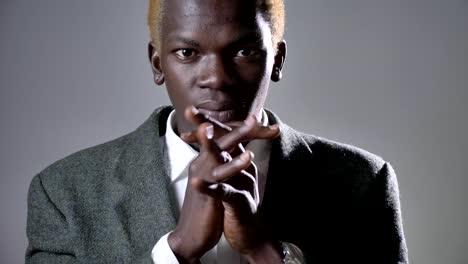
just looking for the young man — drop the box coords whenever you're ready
[26,0,408,263]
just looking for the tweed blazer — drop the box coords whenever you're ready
[26,106,408,263]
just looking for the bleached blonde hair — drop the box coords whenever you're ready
[147,0,285,51]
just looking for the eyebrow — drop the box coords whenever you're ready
[229,32,263,46]
[170,32,263,48]
[171,37,201,48]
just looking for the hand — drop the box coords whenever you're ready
[169,121,232,263]
[180,106,282,259]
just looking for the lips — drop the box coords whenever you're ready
[196,100,234,111]
[196,100,240,123]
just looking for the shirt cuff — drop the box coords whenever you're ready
[151,232,179,264]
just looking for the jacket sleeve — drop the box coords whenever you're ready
[366,162,409,263]
[25,174,77,264]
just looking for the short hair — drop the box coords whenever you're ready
[147,0,285,51]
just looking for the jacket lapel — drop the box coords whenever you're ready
[260,110,315,244]
[114,106,177,248]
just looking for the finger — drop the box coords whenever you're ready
[256,123,281,139]
[181,123,279,147]
[217,115,281,151]
[196,122,220,155]
[212,151,254,182]
[185,105,233,133]
[210,183,258,214]
[184,105,207,126]
[182,106,232,143]
[225,119,281,139]
[204,159,259,204]
[179,106,208,144]
[180,130,198,143]
[181,125,235,144]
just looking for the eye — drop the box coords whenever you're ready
[175,49,197,59]
[236,48,259,57]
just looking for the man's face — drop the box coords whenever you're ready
[150,0,284,134]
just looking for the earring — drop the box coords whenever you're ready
[277,69,282,80]
[154,75,165,85]
[272,68,282,82]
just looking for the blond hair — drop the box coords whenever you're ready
[147,0,285,50]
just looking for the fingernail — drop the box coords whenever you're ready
[241,151,254,161]
[180,132,190,139]
[206,125,214,139]
[269,124,279,130]
[208,183,218,190]
[191,106,199,115]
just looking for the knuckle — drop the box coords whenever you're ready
[240,190,250,198]
[234,157,247,168]
[210,169,219,179]
[189,177,203,189]
[188,161,199,173]
[221,184,233,195]
[243,116,256,129]
[238,123,253,137]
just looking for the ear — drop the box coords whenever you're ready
[148,41,165,85]
[271,40,287,82]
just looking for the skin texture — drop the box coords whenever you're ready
[148,0,286,262]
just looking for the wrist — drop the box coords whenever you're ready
[167,231,201,264]
[243,240,283,264]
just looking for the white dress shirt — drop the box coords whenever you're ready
[151,110,272,264]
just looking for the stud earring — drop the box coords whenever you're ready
[154,75,165,85]
[277,69,282,80]
[272,68,282,82]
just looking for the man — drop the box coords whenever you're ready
[26,0,408,263]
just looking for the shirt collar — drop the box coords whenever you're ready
[165,110,199,182]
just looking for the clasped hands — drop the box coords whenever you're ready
[167,106,282,264]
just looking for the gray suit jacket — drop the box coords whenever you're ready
[26,106,408,263]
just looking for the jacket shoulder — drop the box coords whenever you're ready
[299,131,386,175]
[266,110,387,177]
[280,126,389,199]
[31,106,171,193]
[35,133,131,189]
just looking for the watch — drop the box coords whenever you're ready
[280,242,305,264]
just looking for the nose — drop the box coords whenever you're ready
[197,54,235,89]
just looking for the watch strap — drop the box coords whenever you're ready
[280,242,305,264]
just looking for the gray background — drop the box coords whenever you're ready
[1,0,466,263]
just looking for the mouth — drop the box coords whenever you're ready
[195,100,243,123]
[196,100,234,111]
[196,108,238,124]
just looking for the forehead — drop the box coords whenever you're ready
[162,0,263,40]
